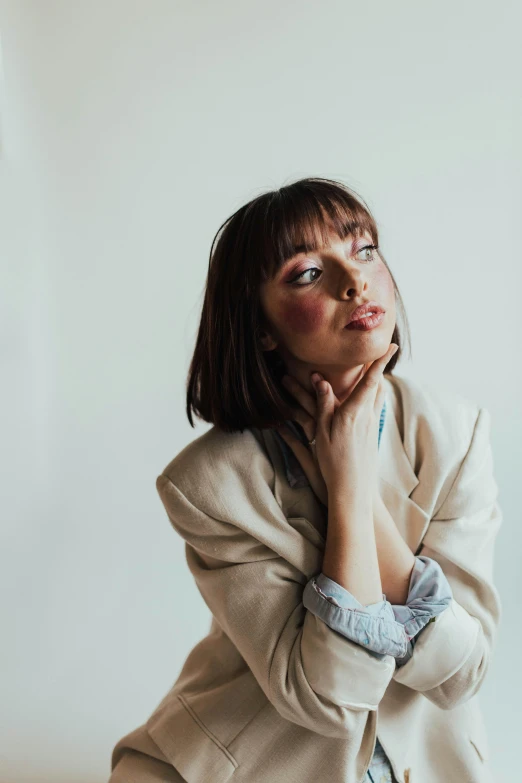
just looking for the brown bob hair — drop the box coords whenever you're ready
[186,177,411,433]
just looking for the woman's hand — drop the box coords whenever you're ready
[276,379,341,506]
[277,344,397,503]
[313,344,397,494]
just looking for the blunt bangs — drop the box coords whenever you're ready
[259,180,380,282]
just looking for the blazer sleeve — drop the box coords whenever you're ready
[391,406,503,709]
[155,447,396,741]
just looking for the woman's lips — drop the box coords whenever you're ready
[344,311,385,331]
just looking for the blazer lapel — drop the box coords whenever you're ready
[379,376,431,556]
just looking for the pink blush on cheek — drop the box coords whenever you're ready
[376,263,395,295]
[279,299,325,335]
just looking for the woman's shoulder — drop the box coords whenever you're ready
[157,425,274,509]
[155,426,294,548]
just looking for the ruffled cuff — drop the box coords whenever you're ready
[302,555,453,661]
[391,555,453,666]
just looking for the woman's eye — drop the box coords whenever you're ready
[289,244,378,285]
[357,244,378,262]
[289,267,322,285]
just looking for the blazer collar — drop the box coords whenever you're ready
[378,375,430,554]
[379,375,419,497]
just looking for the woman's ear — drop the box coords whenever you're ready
[258,330,278,351]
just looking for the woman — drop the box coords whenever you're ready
[109,178,501,783]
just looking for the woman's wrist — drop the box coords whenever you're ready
[324,497,383,605]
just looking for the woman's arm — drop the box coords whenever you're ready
[323,479,383,606]
[372,489,416,605]
[309,347,396,607]
[392,406,502,708]
[277,365,415,606]
[155,437,397,744]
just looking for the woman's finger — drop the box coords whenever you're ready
[314,375,335,443]
[312,375,342,412]
[281,375,317,419]
[283,373,341,428]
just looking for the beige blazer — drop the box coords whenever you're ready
[110,373,502,783]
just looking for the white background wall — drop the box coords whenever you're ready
[1,1,520,781]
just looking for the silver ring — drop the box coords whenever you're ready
[308,438,316,448]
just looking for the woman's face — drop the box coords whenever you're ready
[258,224,396,402]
